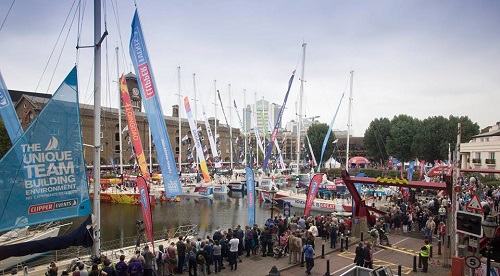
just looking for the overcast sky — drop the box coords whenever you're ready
[1,0,499,136]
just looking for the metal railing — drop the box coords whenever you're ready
[3,224,198,274]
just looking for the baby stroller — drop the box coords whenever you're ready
[274,234,288,258]
[273,245,286,259]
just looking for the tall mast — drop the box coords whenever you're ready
[214,80,218,143]
[345,71,354,171]
[115,46,123,175]
[254,92,258,167]
[149,126,152,174]
[92,0,102,258]
[177,66,182,172]
[193,73,199,171]
[228,84,233,169]
[296,43,306,172]
[243,89,247,166]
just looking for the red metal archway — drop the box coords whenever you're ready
[341,170,447,219]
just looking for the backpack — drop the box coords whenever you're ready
[156,250,163,263]
[115,262,127,276]
[162,250,169,262]
[189,250,197,262]
[129,264,139,276]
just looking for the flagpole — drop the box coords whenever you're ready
[228,84,233,170]
[254,91,259,167]
[244,89,247,166]
[345,70,354,171]
[214,80,219,171]
[296,43,306,173]
[93,0,103,258]
[177,66,182,172]
[115,46,123,175]
[149,126,152,174]
[193,73,199,173]
[214,80,218,145]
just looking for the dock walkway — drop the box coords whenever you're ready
[19,233,454,276]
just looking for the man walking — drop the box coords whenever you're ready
[363,242,373,269]
[302,240,315,275]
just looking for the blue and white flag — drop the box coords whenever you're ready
[317,92,345,172]
[0,72,24,143]
[0,67,92,232]
[262,71,295,171]
[130,10,182,197]
[407,161,415,180]
[245,167,255,226]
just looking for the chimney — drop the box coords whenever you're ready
[172,105,179,117]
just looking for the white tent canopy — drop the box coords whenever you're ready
[325,157,341,169]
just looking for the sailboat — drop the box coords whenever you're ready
[0,0,112,268]
[0,68,94,269]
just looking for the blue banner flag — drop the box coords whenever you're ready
[0,72,24,143]
[245,166,255,226]
[317,92,345,172]
[262,71,295,171]
[407,161,415,180]
[129,10,182,197]
[0,67,92,232]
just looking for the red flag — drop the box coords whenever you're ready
[419,160,425,180]
[137,176,154,251]
[303,173,324,217]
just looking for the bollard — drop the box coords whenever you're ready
[398,264,402,276]
[340,237,344,252]
[325,259,330,276]
[301,251,305,267]
[430,245,433,258]
[345,236,349,251]
[361,231,364,242]
[413,255,417,272]
[322,244,325,259]
[268,265,280,276]
[438,240,442,255]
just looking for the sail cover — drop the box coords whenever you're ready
[0,67,92,232]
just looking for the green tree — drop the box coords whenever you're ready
[413,116,450,162]
[363,117,391,163]
[0,118,12,158]
[386,115,421,162]
[307,123,336,167]
[447,115,480,146]
[412,115,479,162]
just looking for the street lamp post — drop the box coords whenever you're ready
[270,186,277,221]
[481,215,498,276]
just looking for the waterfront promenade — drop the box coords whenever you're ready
[21,233,451,276]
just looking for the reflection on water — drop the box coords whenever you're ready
[90,193,275,242]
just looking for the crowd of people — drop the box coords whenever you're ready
[52,175,499,276]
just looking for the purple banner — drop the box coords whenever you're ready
[261,71,295,171]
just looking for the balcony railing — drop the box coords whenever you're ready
[485,159,496,165]
[472,158,481,164]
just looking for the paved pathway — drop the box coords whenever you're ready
[23,234,453,276]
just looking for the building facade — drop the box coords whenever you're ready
[460,122,500,172]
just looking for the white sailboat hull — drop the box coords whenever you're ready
[0,226,61,270]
